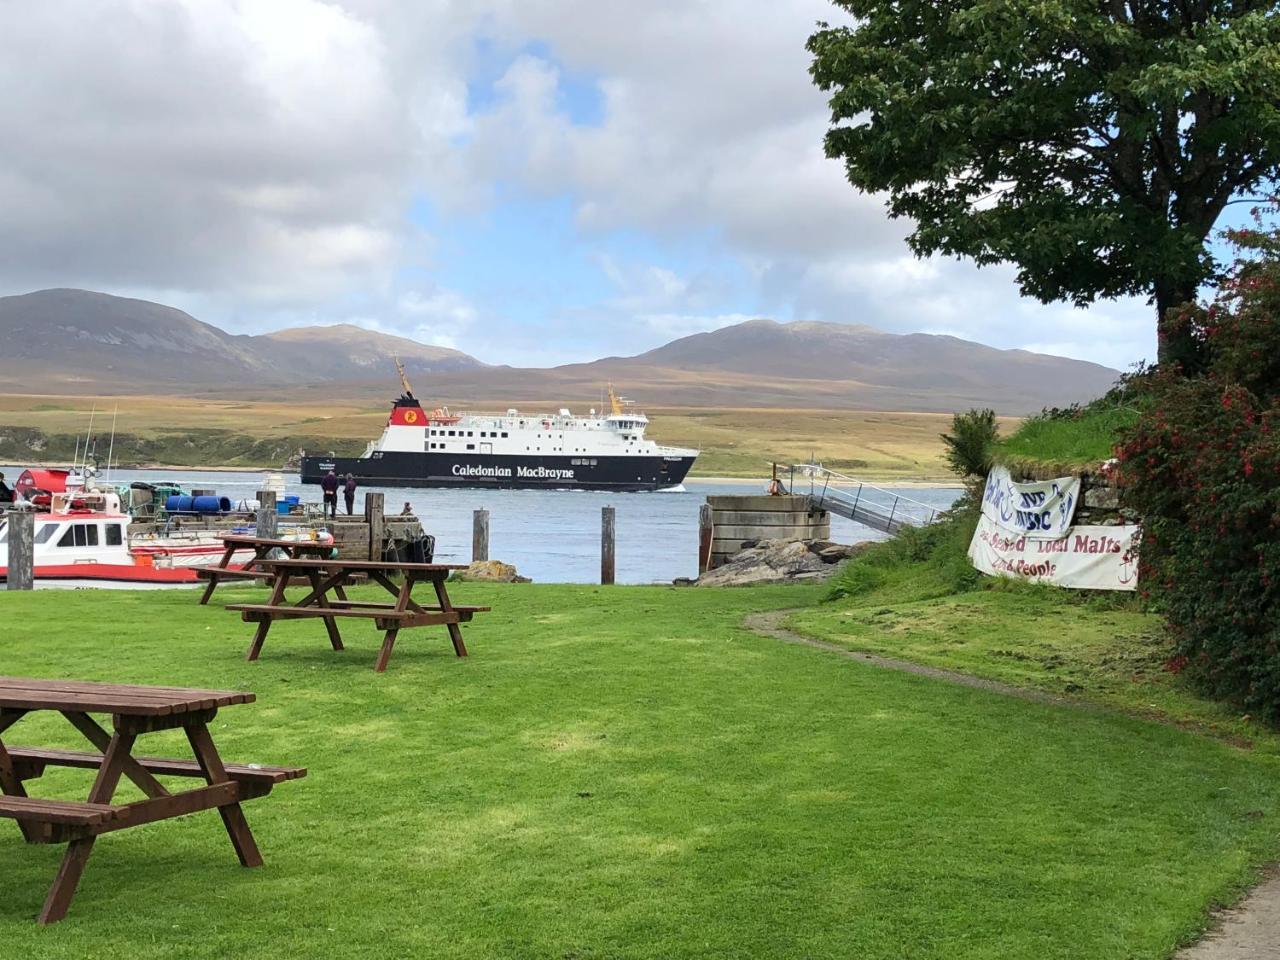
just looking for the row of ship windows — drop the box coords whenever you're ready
[426,442,634,456]
[0,523,123,548]
[428,429,632,440]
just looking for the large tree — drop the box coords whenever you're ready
[808,1,1280,363]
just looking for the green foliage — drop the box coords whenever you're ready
[940,408,999,478]
[1119,221,1280,720]
[3,584,1280,957]
[808,2,1280,358]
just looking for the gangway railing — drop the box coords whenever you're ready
[785,463,940,535]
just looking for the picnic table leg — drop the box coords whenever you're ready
[199,544,238,605]
[0,737,39,843]
[431,577,468,658]
[61,711,170,799]
[246,570,290,662]
[185,723,262,868]
[374,628,399,673]
[38,731,135,924]
[307,570,345,652]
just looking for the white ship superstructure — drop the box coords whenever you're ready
[303,375,698,491]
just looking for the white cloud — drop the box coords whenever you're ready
[638,312,758,340]
[0,0,1160,369]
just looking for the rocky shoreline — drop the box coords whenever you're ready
[675,538,869,587]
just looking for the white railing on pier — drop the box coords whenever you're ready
[786,463,940,535]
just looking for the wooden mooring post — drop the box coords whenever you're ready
[6,510,34,591]
[255,490,278,540]
[601,506,615,585]
[698,503,714,575]
[365,492,385,561]
[472,509,489,563]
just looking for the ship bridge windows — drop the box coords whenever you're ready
[57,524,98,548]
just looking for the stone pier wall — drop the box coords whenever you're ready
[706,495,830,570]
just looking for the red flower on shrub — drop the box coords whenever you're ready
[1121,216,1280,721]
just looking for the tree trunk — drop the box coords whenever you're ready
[1155,279,1200,369]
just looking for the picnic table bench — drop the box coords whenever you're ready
[0,676,304,924]
[195,534,337,605]
[226,558,488,672]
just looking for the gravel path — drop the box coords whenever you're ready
[742,608,1280,960]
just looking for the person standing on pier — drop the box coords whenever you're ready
[321,469,339,519]
[0,472,11,503]
[343,473,357,516]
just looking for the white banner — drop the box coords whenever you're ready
[981,465,1081,539]
[967,514,1140,591]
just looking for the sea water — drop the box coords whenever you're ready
[2,466,961,584]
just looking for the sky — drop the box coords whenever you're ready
[0,0,1173,371]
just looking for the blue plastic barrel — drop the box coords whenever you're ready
[284,495,301,506]
[165,495,194,512]
[190,495,226,513]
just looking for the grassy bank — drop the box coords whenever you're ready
[794,503,1274,750]
[993,388,1139,473]
[2,583,1279,958]
[0,393,974,479]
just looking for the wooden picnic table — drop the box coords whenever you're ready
[196,534,337,605]
[226,558,488,673]
[0,676,305,924]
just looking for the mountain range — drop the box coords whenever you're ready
[0,288,1120,414]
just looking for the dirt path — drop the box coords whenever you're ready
[743,609,1086,709]
[1176,872,1280,959]
[742,608,1280,960]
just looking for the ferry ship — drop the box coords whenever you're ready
[300,370,698,492]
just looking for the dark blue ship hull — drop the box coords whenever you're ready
[300,450,696,492]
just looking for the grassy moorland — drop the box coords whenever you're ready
[1,582,1279,958]
[0,393,981,479]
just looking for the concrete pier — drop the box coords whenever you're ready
[705,495,829,570]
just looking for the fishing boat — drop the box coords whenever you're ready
[0,483,273,586]
[301,364,699,492]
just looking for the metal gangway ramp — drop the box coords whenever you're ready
[786,463,941,535]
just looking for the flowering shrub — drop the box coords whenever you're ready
[1118,219,1280,719]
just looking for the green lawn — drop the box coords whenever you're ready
[789,583,1279,754]
[2,583,1279,959]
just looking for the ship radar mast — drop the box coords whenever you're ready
[394,355,415,400]
[607,383,624,416]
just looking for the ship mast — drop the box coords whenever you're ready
[607,383,624,416]
[394,355,415,400]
